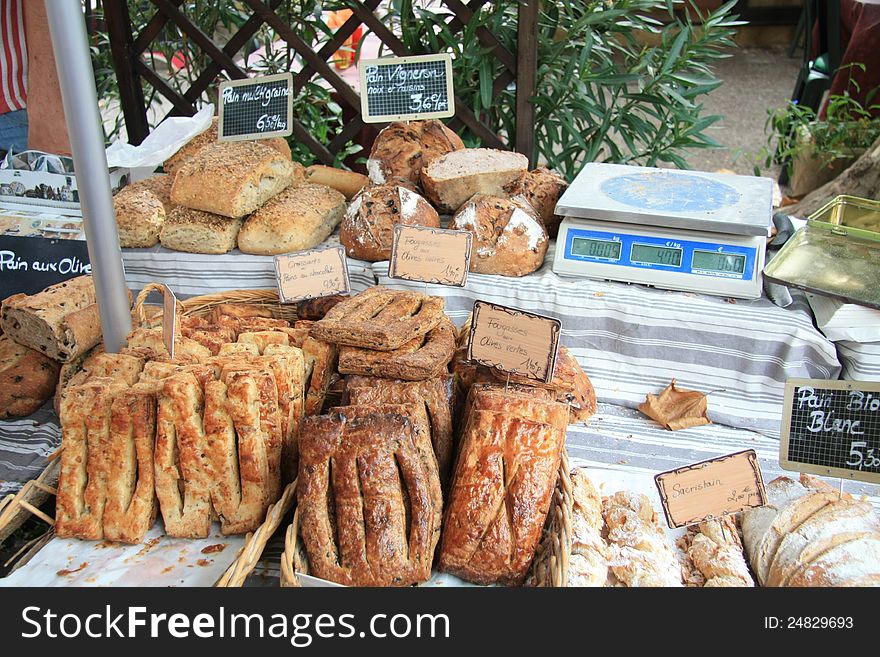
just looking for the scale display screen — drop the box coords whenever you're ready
[692,249,747,275]
[571,237,622,260]
[631,243,683,267]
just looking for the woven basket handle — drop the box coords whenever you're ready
[132,283,183,354]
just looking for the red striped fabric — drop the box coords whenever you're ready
[0,0,27,114]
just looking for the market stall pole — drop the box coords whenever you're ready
[44,1,132,352]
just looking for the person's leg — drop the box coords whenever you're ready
[0,109,29,153]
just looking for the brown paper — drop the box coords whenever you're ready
[274,246,351,304]
[639,379,710,430]
[389,224,472,287]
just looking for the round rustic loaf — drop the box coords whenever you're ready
[503,167,568,237]
[0,334,61,418]
[340,183,440,261]
[366,120,464,186]
[113,188,165,248]
[450,194,548,276]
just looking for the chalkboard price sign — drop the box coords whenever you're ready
[218,72,294,141]
[0,235,91,300]
[780,378,880,484]
[359,54,455,123]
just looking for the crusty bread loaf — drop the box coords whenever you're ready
[451,194,548,276]
[237,183,346,255]
[340,183,440,261]
[113,187,165,248]
[164,117,292,175]
[0,275,114,363]
[503,167,568,237]
[159,206,243,254]
[305,164,368,200]
[116,175,174,213]
[422,148,529,212]
[0,334,60,418]
[170,140,302,218]
[367,120,464,186]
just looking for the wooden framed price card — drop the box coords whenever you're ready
[218,72,293,141]
[359,54,455,123]
[389,225,472,287]
[780,378,880,484]
[274,246,350,304]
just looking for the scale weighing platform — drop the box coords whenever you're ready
[552,163,773,299]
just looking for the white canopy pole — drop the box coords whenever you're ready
[45,1,131,352]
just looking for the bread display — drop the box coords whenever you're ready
[163,117,292,175]
[340,183,440,261]
[170,140,302,218]
[451,194,548,276]
[237,183,346,256]
[311,286,444,351]
[742,474,880,587]
[159,206,243,254]
[679,516,754,587]
[113,187,166,248]
[305,164,368,200]
[422,148,529,212]
[338,316,455,381]
[1,275,110,363]
[366,120,464,186]
[503,167,568,237]
[438,386,568,585]
[296,410,442,586]
[0,334,60,418]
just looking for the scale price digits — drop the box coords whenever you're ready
[572,237,621,260]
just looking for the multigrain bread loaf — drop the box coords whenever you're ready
[1,275,113,363]
[163,117,292,175]
[422,148,529,212]
[366,120,464,186]
[0,334,60,418]
[159,206,243,254]
[503,167,568,237]
[170,140,303,218]
[451,194,548,276]
[237,183,346,255]
[340,183,440,261]
[113,187,165,248]
[305,164,368,200]
[116,175,174,213]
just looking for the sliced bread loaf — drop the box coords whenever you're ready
[422,148,529,212]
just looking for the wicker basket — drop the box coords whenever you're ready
[279,450,574,588]
[0,455,59,546]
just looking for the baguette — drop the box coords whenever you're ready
[305,165,368,200]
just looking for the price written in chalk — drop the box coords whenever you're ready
[780,378,880,484]
[274,246,351,304]
[218,72,293,141]
[389,225,472,287]
[467,301,561,384]
[655,450,767,529]
[359,54,455,123]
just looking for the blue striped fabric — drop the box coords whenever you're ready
[838,341,880,381]
[0,402,60,497]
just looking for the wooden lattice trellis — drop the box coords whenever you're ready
[103,0,539,165]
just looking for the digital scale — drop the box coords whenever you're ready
[552,163,773,299]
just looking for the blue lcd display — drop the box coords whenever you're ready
[563,226,756,281]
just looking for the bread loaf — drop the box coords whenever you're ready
[340,183,439,261]
[367,120,464,186]
[116,175,174,213]
[170,140,303,218]
[237,183,346,255]
[1,275,112,363]
[0,334,60,418]
[305,164,368,200]
[113,187,165,248]
[503,167,568,237]
[451,194,548,276]
[422,148,528,212]
[159,206,243,254]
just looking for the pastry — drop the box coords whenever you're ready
[296,294,348,321]
[159,206,243,254]
[237,183,346,255]
[366,120,464,186]
[679,516,754,587]
[210,303,277,323]
[338,317,455,381]
[125,327,212,361]
[0,334,60,418]
[422,148,529,212]
[451,194,548,276]
[502,167,568,237]
[237,330,290,353]
[301,335,338,416]
[311,286,444,351]
[112,187,165,248]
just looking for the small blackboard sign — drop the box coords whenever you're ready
[0,235,91,300]
[359,54,455,123]
[218,72,294,141]
[780,378,880,484]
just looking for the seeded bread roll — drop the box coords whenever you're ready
[170,140,303,218]
[422,148,529,212]
[340,183,440,261]
[503,167,568,237]
[0,334,60,417]
[113,188,165,248]
[450,194,548,277]
[159,206,243,254]
[366,120,464,186]
[237,183,346,256]
[163,117,292,175]
[116,175,174,213]
[305,165,368,200]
